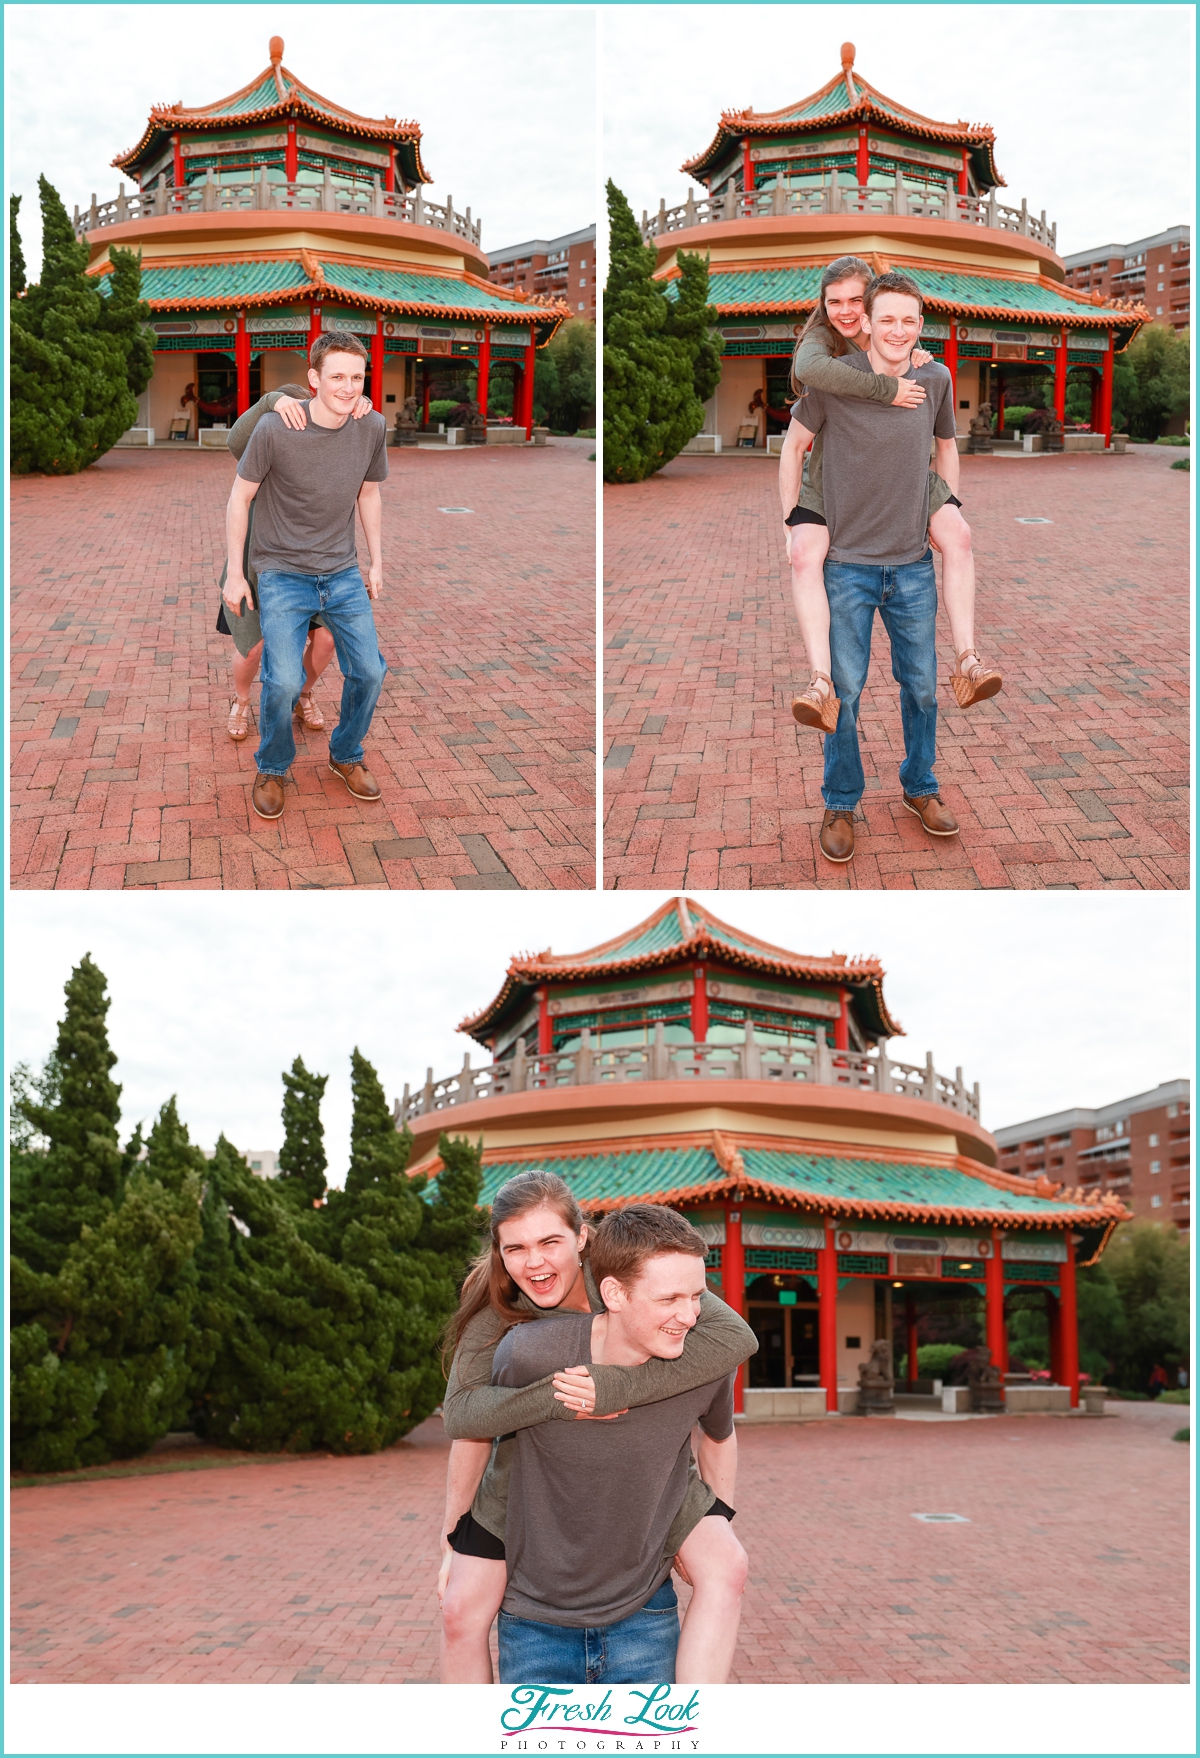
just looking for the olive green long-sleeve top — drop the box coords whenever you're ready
[443,1268,758,1550]
[790,329,952,519]
[219,388,310,614]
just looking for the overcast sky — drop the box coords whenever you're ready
[602,3,1194,257]
[7,4,597,279]
[7,893,1192,1186]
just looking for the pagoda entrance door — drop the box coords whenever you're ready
[765,365,794,439]
[746,1275,819,1387]
[196,352,259,428]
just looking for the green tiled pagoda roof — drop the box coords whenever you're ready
[321,263,533,314]
[212,73,285,116]
[137,260,311,302]
[458,1145,1106,1229]
[697,263,1136,335]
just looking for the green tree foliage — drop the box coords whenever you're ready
[665,251,721,404]
[10,176,150,474]
[197,1053,485,1455]
[1101,1220,1190,1388]
[276,1057,329,1210]
[603,181,707,483]
[1068,326,1191,437]
[9,956,211,1471]
[10,193,27,296]
[534,319,597,432]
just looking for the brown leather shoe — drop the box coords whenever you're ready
[903,793,960,836]
[819,808,855,863]
[252,773,286,820]
[329,758,381,801]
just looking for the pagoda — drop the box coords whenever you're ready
[642,45,1146,449]
[78,38,569,441]
[398,898,1129,1417]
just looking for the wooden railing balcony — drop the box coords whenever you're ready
[74,170,482,246]
[394,1023,981,1125]
[640,177,1056,252]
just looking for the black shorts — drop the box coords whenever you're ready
[707,1497,736,1520]
[784,506,826,529]
[447,1509,506,1560]
[215,605,323,638]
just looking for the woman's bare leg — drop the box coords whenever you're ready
[439,1552,507,1682]
[231,638,263,705]
[673,1516,749,1685]
[787,523,833,684]
[301,626,337,694]
[928,503,975,659]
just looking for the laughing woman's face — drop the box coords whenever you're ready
[496,1204,588,1308]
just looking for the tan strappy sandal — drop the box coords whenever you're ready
[294,693,326,731]
[791,670,841,733]
[950,648,1003,708]
[227,698,253,741]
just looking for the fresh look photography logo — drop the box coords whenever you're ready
[498,1685,702,1751]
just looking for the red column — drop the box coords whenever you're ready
[995,375,1006,432]
[985,1227,1008,1378]
[723,1204,745,1413]
[818,1218,839,1412]
[372,314,384,411]
[422,364,431,427]
[1060,1232,1080,1407]
[1048,1290,1063,1387]
[519,340,536,437]
[536,987,552,1055]
[235,310,251,417]
[307,303,322,371]
[1089,370,1101,432]
[385,145,396,195]
[944,323,959,412]
[856,124,869,188]
[172,132,184,187]
[691,967,709,1041]
[905,1291,919,1390]
[958,150,969,197]
[834,990,849,1051]
[476,325,491,428]
[286,122,298,184]
[1054,329,1068,423]
[1099,330,1114,444]
[741,138,754,198]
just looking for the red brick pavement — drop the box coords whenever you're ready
[10,1402,1188,1685]
[603,445,1189,889]
[11,442,596,890]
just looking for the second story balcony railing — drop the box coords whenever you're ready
[395,1022,981,1126]
[74,169,482,246]
[641,176,1056,252]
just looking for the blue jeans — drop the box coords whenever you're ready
[497,1579,679,1685]
[822,550,939,810]
[254,564,387,776]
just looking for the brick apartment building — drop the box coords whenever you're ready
[488,224,595,321]
[994,1081,1191,1233]
[1063,225,1190,332]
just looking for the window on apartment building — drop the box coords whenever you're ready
[579,259,588,269]
[1157,307,1164,315]
[1168,1105,1178,1118]
[1151,1161,1162,1173]
[1151,1194,1162,1208]
[1149,1134,1159,1146]
[578,302,586,311]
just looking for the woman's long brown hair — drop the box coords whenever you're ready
[443,1169,589,1365]
[789,254,876,397]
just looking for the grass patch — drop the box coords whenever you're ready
[1155,435,1190,445]
[1173,1427,1190,1443]
[1171,457,1189,471]
[1158,1389,1191,1404]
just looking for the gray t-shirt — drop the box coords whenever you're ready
[237,404,389,576]
[493,1311,735,1628]
[791,350,956,566]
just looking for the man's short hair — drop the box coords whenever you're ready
[310,330,369,373]
[589,1204,707,1290]
[863,271,924,317]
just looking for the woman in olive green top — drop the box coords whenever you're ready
[437,1172,756,1684]
[784,254,1002,731]
[218,386,372,741]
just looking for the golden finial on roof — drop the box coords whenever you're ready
[840,41,855,69]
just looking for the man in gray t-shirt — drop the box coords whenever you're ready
[223,333,390,822]
[491,1207,744,1685]
[779,273,963,864]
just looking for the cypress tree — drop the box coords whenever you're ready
[276,1057,329,1209]
[10,958,207,1471]
[10,193,27,296]
[10,176,147,474]
[602,180,706,484]
[666,251,721,404]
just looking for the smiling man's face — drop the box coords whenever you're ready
[599,1250,706,1360]
[308,350,366,420]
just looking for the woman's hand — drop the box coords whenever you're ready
[911,347,934,368]
[353,395,373,419]
[552,1365,598,1414]
[672,1553,694,1588]
[892,376,928,409]
[437,1539,453,1605]
[274,393,309,430]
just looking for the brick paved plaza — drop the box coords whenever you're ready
[10,1401,1188,1685]
[11,441,595,890]
[603,445,1189,889]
